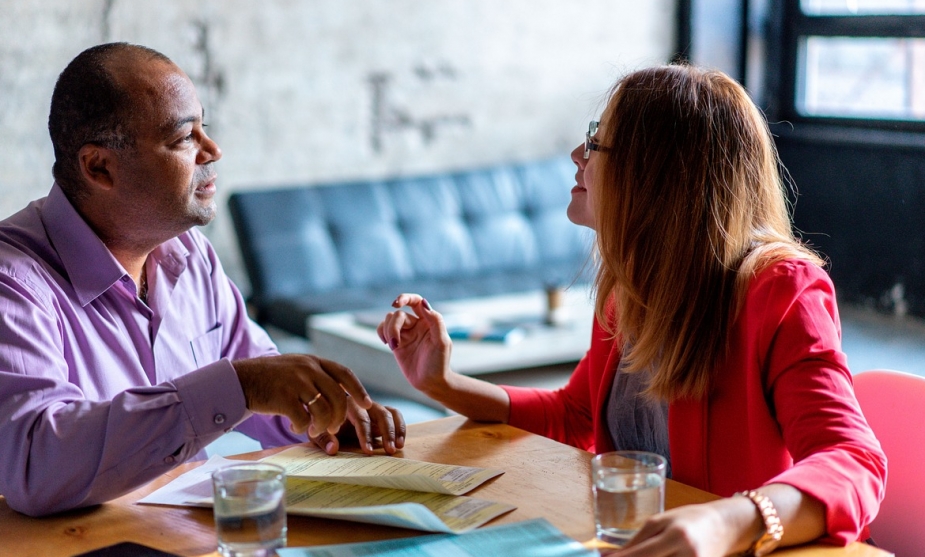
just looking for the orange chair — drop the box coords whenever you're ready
[853,369,925,557]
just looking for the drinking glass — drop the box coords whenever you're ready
[212,462,287,557]
[591,451,667,545]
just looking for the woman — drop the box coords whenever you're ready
[377,65,885,556]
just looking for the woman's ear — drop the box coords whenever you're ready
[77,144,116,192]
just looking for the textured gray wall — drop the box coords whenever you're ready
[0,0,674,290]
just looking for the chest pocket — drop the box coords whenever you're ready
[190,324,224,367]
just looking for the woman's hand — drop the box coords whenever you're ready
[309,396,406,456]
[612,502,744,557]
[377,293,511,422]
[611,484,827,556]
[377,293,453,396]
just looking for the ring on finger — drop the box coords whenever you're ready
[305,392,322,406]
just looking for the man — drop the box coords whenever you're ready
[0,43,405,517]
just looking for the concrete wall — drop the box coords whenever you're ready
[0,0,675,290]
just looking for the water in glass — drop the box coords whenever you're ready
[213,466,287,557]
[593,471,664,545]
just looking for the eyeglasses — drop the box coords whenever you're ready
[584,120,605,160]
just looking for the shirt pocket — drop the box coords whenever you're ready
[189,323,224,367]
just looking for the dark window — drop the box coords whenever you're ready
[774,0,925,130]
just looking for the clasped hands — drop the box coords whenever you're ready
[234,354,405,456]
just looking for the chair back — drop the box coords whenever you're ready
[853,369,925,556]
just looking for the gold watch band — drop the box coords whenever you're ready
[737,490,784,557]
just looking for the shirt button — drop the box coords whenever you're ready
[163,455,176,464]
[214,413,226,425]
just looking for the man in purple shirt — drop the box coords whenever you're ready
[0,43,405,517]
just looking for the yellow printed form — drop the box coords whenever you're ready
[283,479,514,533]
[262,446,502,495]
[259,446,515,533]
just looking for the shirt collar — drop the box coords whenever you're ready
[148,234,191,281]
[41,183,190,307]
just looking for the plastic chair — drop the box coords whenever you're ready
[853,369,925,557]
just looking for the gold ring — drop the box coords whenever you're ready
[305,392,322,406]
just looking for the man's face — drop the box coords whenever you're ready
[110,59,222,238]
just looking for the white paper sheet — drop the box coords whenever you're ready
[138,455,233,506]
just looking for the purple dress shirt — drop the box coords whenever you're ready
[0,184,302,516]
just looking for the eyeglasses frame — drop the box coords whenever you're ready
[584,120,605,160]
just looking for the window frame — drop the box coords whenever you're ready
[775,0,925,132]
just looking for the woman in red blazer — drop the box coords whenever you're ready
[378,65,885,556]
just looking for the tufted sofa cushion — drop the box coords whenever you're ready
[228,156,594,337]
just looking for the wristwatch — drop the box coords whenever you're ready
[737,490,784,556]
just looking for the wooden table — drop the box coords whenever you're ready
[0,417,890,557]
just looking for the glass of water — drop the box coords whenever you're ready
[212,462,288,557]
[591,451,667,546]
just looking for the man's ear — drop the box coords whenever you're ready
[77,144,117,192]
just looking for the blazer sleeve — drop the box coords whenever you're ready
[502,356,595,451]
[500,316,618,452]
[759,262,887,544]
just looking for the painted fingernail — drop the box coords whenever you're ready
[326,441,335,453]
[392,297,400,307]
[389,338,398,350]
[422,299,431,310]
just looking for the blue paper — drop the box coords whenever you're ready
[276,518,595,557]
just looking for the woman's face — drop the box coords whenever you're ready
[567,120,604,230]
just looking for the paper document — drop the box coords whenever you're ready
[138,448,515,533]
[138,454,233,507]
[276,517,596,557]
[262,445,503,495]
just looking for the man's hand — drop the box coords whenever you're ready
[233,354,373,438]
[310,396,407,456]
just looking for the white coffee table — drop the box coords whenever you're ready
[308,287,595,409]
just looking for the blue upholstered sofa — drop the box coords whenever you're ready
[228,156,594,337]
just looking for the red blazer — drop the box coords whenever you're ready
[503,260,886,544]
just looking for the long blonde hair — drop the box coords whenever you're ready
[593,65,822,401]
